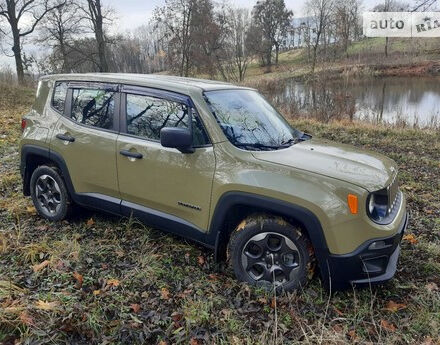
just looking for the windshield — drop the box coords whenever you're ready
[204,89,303,150]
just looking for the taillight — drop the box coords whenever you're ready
[21,118,27,131]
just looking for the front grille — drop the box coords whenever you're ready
[387,173,399,214]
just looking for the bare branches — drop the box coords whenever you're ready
[0,0,61,84]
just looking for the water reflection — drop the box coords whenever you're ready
[262,76,440,128]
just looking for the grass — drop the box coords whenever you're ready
[0,84,439,344]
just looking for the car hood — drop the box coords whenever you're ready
[252,138,397,191]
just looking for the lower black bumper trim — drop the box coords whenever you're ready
[323,212,408,290]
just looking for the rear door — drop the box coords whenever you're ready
[116,86,215,231]
[49,81,120,200]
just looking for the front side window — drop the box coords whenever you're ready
[71,88,115,130]
[125,93,210,146]
[204,89,303,150]
[52,82,68,113]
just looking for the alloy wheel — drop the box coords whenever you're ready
[241,232,301,286]
[35,174,62,216]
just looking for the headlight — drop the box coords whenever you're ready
[367,189,388,222]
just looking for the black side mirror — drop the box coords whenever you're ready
[160,127,194,153]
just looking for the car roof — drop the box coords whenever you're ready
[40,73,253,94]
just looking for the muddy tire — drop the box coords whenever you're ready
[30,165,72,222]
[229,215,310,292]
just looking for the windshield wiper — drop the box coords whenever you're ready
[234,143,287,151]
[280,138,299,146]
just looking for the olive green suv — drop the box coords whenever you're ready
[20,74,408,291]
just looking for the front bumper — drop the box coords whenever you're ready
[324,212,408,290]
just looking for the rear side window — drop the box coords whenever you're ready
[126,93,210,146]
[52,82,67,113]
[71,88,115,130]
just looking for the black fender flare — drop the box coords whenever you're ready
[21,144,76,196]
[209,192,331,281]
[20,145,51,195]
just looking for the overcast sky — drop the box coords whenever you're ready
[0,0,382,69]
[106,0,382,32]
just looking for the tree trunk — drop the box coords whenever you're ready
[385,37,389,57]
[12,39,24,85]
[8,2,25,85]
[95,23,108,72]
[275,44,279,64]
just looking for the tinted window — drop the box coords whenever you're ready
[52,82,67,113]
[126,93,209,146]
[71,88,115,130]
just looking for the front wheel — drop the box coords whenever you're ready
[229,216,310,292]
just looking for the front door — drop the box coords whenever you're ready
[49,81,120,199]
[116,86,215,231]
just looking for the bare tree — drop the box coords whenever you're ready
[333,0,361,58]
[153,0,195,76]
[252,0,293,66]
[373,0,409,57]
[77,0,111,72]
[228,8,252,81]
[0,0,60,84]
[37,0,85,72]
[305,0,334,73]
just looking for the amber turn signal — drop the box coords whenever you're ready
[347,194,358,214]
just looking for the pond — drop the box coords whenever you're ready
[262,76,440,128]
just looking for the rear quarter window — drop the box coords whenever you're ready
[51,82,68,114]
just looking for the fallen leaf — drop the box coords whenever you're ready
[197,255,205,266]
[158,341,167,345]
[347,329,357,341]
[208,273,218,281]
[426,282,439,292]
[19,311,34,326]
[333,306,344,316]
[332,324,343,333]
[161,287,170,300]
[190,338,200,345]
[402,234,418,244]
[33,260,50,272]
[36,225,48,231]
[86,218,95,227]
[72,272,83,289]
[380,319,396,332]
[130,303,140,313]
[26,206,36,215]
[383,300,407,313]
[171,311,183,323]
[35,300,59,311]
[271,297,277,309]
[107,279,120,287]
[93,290,101,296]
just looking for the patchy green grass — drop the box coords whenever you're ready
[0,85,439,344]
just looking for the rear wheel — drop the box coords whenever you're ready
[30,165,72,222]
[229,216,310,292]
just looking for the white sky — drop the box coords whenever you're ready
[0,0,383,69]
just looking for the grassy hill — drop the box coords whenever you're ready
[0,84,439,344]
[242,37,440,86]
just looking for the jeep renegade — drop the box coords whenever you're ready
[20,74,408,291]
